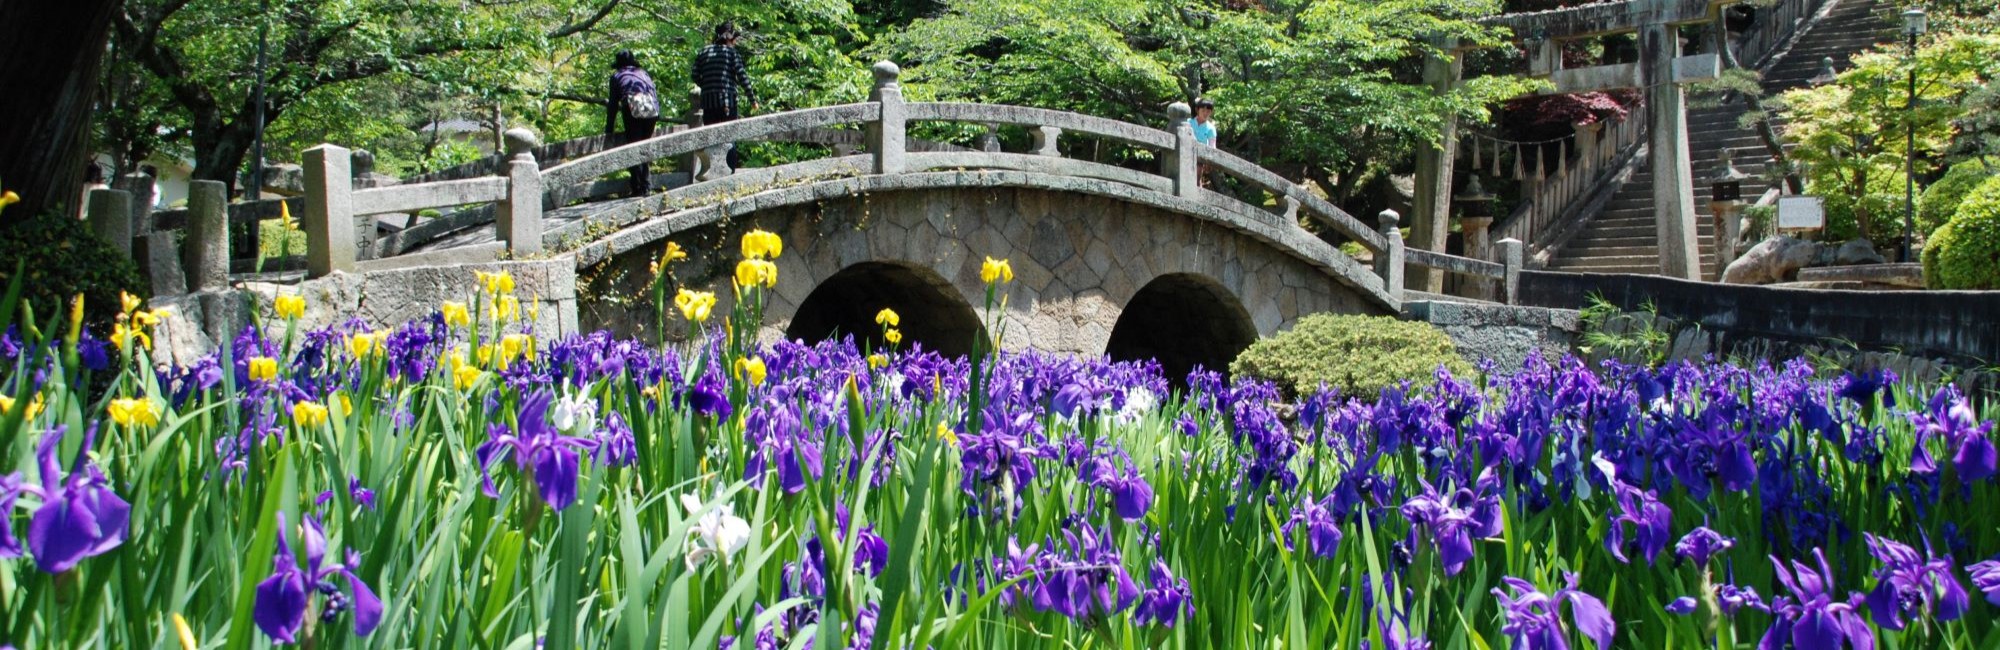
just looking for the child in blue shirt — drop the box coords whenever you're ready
[1189,97,1218,146]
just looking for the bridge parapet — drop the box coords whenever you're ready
[270,60,1520,309]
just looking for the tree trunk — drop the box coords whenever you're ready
[1715,27,1804,194]
[0,0,121,225]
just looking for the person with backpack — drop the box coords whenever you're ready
[692,22,758,168]
[607,50,662,196]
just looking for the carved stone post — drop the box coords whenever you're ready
[1164,102,1198,199]
[303,144,356,277]
[119,172,184,295]
[1410,35,1463,294]
[868,61,907,174]
[86,189,133,258]
[499,128,544,257]
[1031,126,1062,157]
[1376,209,1405,302]
[1462,215,1495,301]
[1498,238,1524,305]
[684,88,706,180]
[1643,21,1701,278]
[979,124,1001,152]
[184,180,231,292]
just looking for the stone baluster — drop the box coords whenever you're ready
[1030,126,1062,157]
[87,188,134,258]
[868,61,907,175]
[1498,238,1524,305]
[1164,102,1198,199]
[684,88,707,180]
[978,124,1001,153]
[1376,209,1405,302]
[1462,215,1495,301]
[499,128,544,257]
[184,180,231,292]
[303,144,356,278]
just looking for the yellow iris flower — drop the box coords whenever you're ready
[0,190,19,213]
[274,294,306,320]
[937,422,959,446]
[0,393,45,419]
[476,270,516,295]
[349,332,383,358]
[172,613,198,650]
[734,259,778,289]
[293,401,330,428]
[734,356,767,386]
[441,301,470,328]
[885,328,903,345]
[675,289,717,323]
[867,353,888,369]
[875,308,900,327]
[981,257,1015,285]
[248,357,279,382]
[108,398,160,428]
[488,295,520,322]
[121,291,144,314]
[111,323,152,351]
[740,229,783,260]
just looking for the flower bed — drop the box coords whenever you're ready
[0,230,1996,649]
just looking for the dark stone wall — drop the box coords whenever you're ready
[1517,271,2000,364]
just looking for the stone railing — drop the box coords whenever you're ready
[259,61,1527,307]
[1733,0,1829,71]
[1492,101,1650,253]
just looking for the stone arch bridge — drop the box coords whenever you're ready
[222,62,1522,373]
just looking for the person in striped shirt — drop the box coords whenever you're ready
[692,22,759,168]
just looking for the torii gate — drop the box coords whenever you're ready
[1410,0,1730,286]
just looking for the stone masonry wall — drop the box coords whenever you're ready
[579,186,1386,355]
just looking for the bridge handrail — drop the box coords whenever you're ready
[541,103,882,189]
[1194,145,1387,252]
[253,60,1545,307]
[903,103,1177,151]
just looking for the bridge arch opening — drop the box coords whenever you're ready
[786,262,986,358]
[1104,274,1258,385]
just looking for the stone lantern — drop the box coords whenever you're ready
[1454,175,1498,299]
[1707,147,1751,278]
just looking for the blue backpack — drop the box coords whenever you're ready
[614,68,660,120]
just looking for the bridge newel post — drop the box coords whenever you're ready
[1165,102,1198,199]
[683,88,706,179]
[303,144,356,278]
[1375,209,1405,302]
[499,128,544,257]
[868,61,907,174]
[1498,237,1524,305]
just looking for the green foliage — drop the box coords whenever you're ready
[1229,313,1470,398]
[1920,159,1994,236]
[1922,220,1952,288]
[1577,295,1673,367]
[1929,174,2000,289]
[0,211,150,327]
[878,0,1541,208]
[1778,33,2000,243]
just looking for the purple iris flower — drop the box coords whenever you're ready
[1862,533,1968,631]
[1283,492,1344,560]
[0,425,132,574]
[1762,548,1874,650]
[1085,457,1152,521]
[1718,583,1768,616]
[1134,561,1194,628]
[804,504,889,578]
[1666,597,1698,615]
[1907,387,1997,484]
[1400,471,1503,577]
[314,476,378,511]
[253,513,382,644]
[1605,483,1671,566]
[1491,572,1615,650]
[1021,525,1140,621]
[1966,559,2000,605]
[1674,526,1735,568]
[475,391,598,510]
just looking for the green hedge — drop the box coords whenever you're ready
[1229,313,1471,398]
[0,211,150,327]
[1920,161,1994,238]
[1928,175,2000,290]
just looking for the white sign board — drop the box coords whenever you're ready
[1778,196,1825,231]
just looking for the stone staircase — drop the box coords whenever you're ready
[1549,0,1894,277]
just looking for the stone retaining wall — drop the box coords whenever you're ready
[1403,300,1581,373]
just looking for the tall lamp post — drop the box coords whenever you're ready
[1901,8,1926,263]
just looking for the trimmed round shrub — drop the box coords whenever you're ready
[1229,313,1471,398]
[1922,221,1953,289]
[1929,175,2000,290]
[1920,161,1994,237]
[0,211,150,327]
